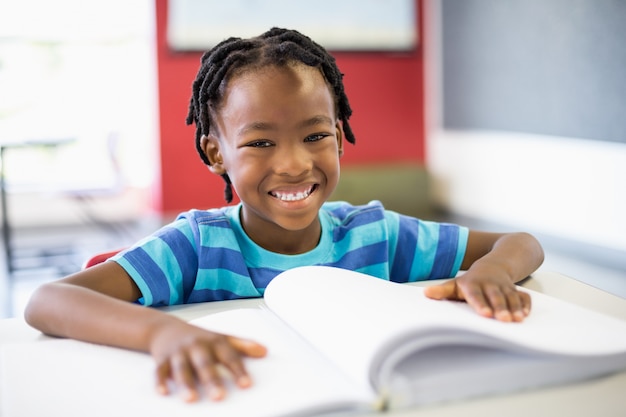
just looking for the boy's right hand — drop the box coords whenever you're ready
[148,320,267,402]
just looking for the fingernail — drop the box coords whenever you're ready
[156,383,168,396]
[209,387,226,401]
[238,375,252,388]
[184,388,199,403]
[496,311,512,322]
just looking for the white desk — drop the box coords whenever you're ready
[1,270,625,417]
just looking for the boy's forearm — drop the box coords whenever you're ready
[24,282,179,352]
[472,232,545,283]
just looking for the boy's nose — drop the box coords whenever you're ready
[273,144,313,176]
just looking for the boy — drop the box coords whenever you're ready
[25,28,544,403]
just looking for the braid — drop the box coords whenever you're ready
[186,27,355,203]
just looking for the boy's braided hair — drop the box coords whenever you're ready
[186,27,355,203]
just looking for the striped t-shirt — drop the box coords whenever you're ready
[112,201,468,307]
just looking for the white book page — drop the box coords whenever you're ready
[264,266,626,393]
[385,341,626,408]
[1,309,376,417]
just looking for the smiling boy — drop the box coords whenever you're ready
[25,28,544,403]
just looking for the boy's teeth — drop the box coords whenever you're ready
[272,187,312,201]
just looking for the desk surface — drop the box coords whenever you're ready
[1,270,625,417]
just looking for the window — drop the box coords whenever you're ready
[0,0,157,224]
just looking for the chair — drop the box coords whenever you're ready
[2,132,129,279]
[82,248,124,269]
[61,131,128,234]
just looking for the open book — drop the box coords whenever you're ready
[3,266,626,417]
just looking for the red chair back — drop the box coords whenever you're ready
[82,248,124,269]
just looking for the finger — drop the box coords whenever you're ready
[518,290,532,317]
[503,289,526,322]
[155,360,171,396]
[170,352,200,402]
[483,285,513,322]
[423,280,458,300]
[216,338,254,388]
[465,286,495,318]
[227,336,268,358]
[427,280,494,319]
[485,286,532,322]
[189,346,226,401]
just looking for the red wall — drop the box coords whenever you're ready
[154,0,425,215]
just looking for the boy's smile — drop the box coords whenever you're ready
[202,63,343,254]
[269,183,317,202]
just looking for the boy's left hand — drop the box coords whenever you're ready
[424,267,531,322]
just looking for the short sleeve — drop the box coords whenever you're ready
[111,219,198,306]
[388,212,468,282]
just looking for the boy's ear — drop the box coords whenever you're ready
[336,121,344,157]
[200,134,227,175]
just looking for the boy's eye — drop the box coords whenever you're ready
[246,140,272,148]
[305,134,329,143]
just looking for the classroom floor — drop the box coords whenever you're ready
[1,213,625,320]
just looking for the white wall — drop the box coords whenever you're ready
[427,129,626,252]
[424,0,626,253]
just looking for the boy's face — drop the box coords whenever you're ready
[202,63,343,253]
